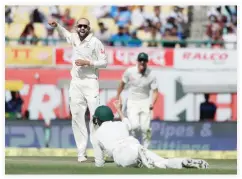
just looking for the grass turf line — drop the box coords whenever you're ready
[5,157,237,174]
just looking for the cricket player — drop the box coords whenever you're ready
[48,18,107,162]
[116,52,158,148]
[92,101,209,169]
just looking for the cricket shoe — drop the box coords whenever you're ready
[138,147,155,169]
[78,156,87,162]
[182,159,209,169]
[136,158,144,168]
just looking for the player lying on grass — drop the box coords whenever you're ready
[92,101,209,169]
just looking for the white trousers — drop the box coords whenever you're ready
[127,99,151,148]
[69,78,99,157]
[112,137,140,167]
[112,136,187,169]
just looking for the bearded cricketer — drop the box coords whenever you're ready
[48,17,107,162]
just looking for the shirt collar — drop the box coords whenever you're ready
[84,33,93,42]
[75,33,93,45]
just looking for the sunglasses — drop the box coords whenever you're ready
[76,24,89,29]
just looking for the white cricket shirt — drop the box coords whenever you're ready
[56,24,108,80]
[92,118,132,167]
[122,66,158,100]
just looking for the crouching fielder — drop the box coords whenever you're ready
[92,101,209,169]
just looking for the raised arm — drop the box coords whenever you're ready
[113,100,126,120]
[113,100,132,131]
[48,19,72,43]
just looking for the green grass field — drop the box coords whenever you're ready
[5,156,237,174]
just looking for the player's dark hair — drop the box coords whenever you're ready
[92,115,104,126]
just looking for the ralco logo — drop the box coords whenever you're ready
[183,52,228,61]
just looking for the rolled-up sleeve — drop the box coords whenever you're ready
[150,75,158,90]
[56,23,72,44]
[92,40,108,68]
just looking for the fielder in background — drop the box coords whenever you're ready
[48,18,107,162]
[92,101,209,169]
[116,52,159,148]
